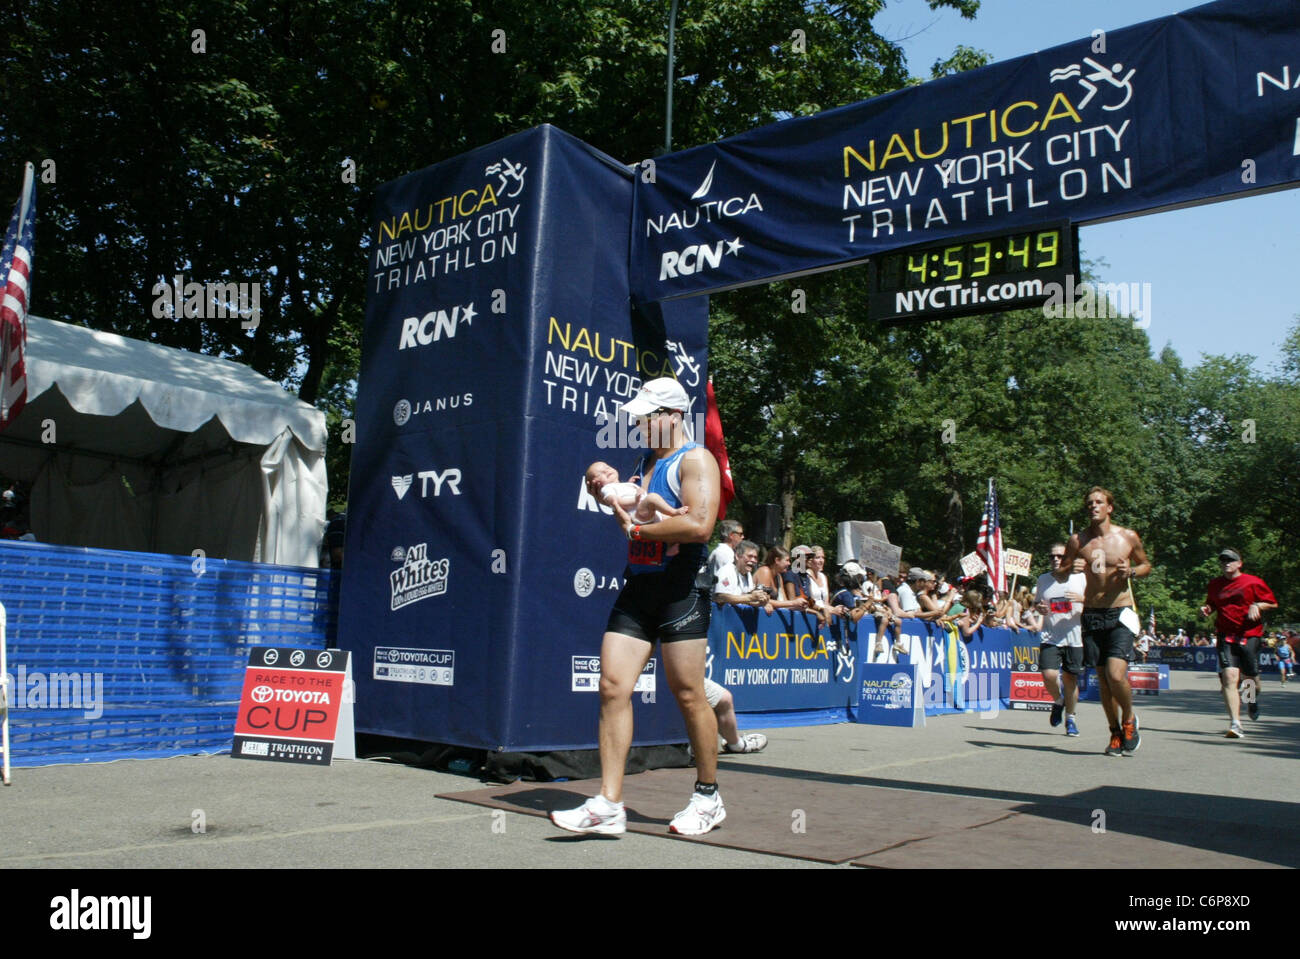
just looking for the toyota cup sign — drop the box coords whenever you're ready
[233,647,353,765]
[1008,671,1053,710]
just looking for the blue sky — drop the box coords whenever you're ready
[871,0,1299,377]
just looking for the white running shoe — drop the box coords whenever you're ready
[549,796,627,835]
[723,732,768,754]
[669,790,726,835]
[1225,723,1245,739]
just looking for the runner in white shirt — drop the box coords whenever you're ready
[1034,543,1087,737]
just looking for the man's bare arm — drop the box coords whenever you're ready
[1116,529,1152,579]
[611,448,719,544]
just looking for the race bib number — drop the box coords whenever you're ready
[1049,599,1073,614]
[628,540,666,567]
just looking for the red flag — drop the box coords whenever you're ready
[703,377,735,519]
[1,163,36,429]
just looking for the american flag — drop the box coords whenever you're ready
[1,164,36,429]
[976,478,1005,594]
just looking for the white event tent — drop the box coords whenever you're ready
[0,316,328,566]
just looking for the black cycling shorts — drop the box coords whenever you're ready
[1081,606,1136,667]
[1216,636,1260,676]
[607,570,711,644]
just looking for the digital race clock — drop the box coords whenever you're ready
[867,220,1078,322]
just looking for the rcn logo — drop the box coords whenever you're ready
[659,236,743,281]
[391,469,463,500]
[397,302,477,350]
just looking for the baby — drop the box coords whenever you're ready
[585,461,689,524]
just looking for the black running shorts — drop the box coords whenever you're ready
[1081,606,1136,667]
[607,563,711,644]
[1216,636,1260,676]
[1039,643,1085,675]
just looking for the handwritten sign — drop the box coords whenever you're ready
[1004,549,1032,577]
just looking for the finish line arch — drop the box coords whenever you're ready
[338,0,1297,751]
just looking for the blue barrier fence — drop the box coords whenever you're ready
[0,540,335,767]
[709,605,1038,722]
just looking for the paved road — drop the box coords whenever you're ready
[3,671,1296,869]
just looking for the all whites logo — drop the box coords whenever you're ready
[645,160,763,237]
[394,392,473,426]
[391,469,462,500]
[390,543,450,611]
[397,301,477,351]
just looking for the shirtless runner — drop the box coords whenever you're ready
[1055,487,1152,756]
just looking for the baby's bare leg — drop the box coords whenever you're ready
[638,493,688,521]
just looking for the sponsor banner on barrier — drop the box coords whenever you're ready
[1079,663,1167,701]
[1009,670,1053,710]
[1129,664,1160,694]
[708,605,854,712]
[233,647,351,765]
[1149,646,1219,670]
[853,664,925,727]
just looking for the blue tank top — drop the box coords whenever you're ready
[625,443,705,576]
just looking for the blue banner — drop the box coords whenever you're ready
[707,605,857,712]
[863,619,1038,714]
[853,664,925,727]
[1147,646,1219,670]
[631,0,1300,301]
[339,126,710,751]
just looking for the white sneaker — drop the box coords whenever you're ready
[1225,723,1245,739]
[669,790,726,835]
[723,732,768,754]
[549,796,626,835]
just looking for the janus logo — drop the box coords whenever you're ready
[50,889,151,939]
[397,301,477,350]
[573,568,623,596]
[659,237,743,281]
[394,392,473,426]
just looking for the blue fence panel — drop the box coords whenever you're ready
[0,540,336,766]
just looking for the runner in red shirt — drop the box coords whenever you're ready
[1200,548,1279,738]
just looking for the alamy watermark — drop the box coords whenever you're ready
[1042,274,1151,329]
[595,410,708,450]
[151,273,261,329]
[4,665,103,719]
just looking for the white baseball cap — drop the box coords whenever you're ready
[622,377,690,418]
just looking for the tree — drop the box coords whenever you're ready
[1,0,983,491]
